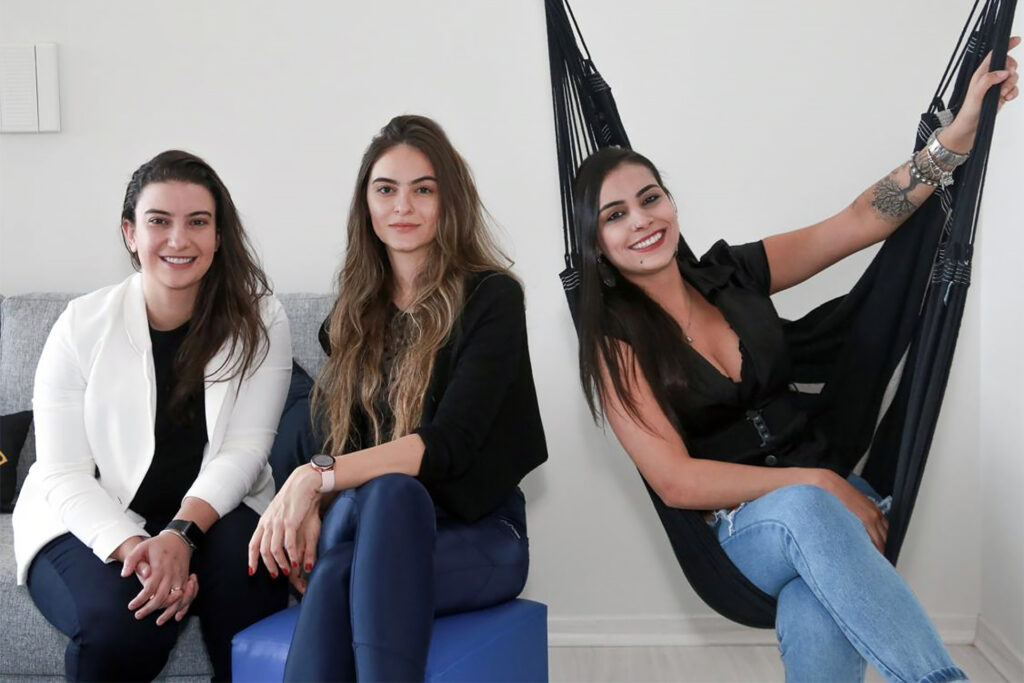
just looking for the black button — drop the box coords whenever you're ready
[764,454,778,466]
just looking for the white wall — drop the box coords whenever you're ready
[977,10,1024,675]
[1,0,1018,646]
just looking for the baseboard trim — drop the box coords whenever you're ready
[975,616,1024,682]
[548,615,775,647]
[548,614,978,647]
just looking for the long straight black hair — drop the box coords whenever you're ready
[573,147,691,430]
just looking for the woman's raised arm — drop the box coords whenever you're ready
[763,39,1019,294]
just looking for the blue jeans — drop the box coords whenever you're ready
[283,474,529,682]
[711,475,966,683]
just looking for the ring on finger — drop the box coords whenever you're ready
[169,586,182,594]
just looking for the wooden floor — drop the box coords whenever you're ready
[548,645,1005,682]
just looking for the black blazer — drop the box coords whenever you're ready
[321,271,548,522]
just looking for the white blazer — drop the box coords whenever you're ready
[13,274,292,584]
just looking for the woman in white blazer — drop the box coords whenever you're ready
[13,150,291,682]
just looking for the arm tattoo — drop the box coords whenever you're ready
[870,162,920,222]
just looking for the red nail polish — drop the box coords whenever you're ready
[282,567,290,576]
[248,567,254,576]
[305,563,312,571]
[270,572,278,579]
[292,561,298,568]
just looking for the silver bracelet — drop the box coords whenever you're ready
[926,127,970,169]
[159,527,196,551]
[909,152,941,188]
[921,148,955,188]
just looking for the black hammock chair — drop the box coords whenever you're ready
[547,0,1018,628]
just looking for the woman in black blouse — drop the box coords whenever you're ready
[249,115,547,681]
[571,46,1017,682]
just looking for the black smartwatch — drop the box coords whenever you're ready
[163,519,205,551]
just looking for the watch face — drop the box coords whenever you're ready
[311,453,334,469]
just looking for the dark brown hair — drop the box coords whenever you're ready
[121,150,271,414]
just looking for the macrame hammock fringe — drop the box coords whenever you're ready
[547,0,1018,628]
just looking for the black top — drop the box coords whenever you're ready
[130,323,207,519]
[320,272,548,522]
[666,240,836,472]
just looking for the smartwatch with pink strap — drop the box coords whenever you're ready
[310,453,336,493]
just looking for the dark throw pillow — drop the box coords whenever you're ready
[1,410,33,513]
[268,361,318,491]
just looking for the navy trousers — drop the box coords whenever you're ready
[283,474,529,682]
[27,505,287,682]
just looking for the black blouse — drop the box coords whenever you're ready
[667,240,836,471]
[130,322,207,519]
[320,272,548,522]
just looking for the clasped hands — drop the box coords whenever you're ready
[248,465,324,594]
[114,532,198,626]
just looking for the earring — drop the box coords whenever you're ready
[596,254,617,288]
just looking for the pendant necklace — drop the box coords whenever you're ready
[682,289,695,344]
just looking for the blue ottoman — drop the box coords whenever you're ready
[232,599,548,682]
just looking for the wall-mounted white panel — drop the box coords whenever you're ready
[0,43,38,132]
[35,43,60,132]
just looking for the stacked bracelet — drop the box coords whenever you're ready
[926,128,971,168]
[920,149,939,175]
[923,149,953,187]
[910,150,942,187]
[910,127,971,189]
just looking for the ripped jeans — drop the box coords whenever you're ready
[710,474,966,683]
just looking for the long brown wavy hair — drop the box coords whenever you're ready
[121,150,271,417]
[314,115,510,452]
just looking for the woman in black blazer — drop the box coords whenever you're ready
[249,115,547,681]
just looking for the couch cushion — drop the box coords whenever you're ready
[0,295,73,416]
[0,295,75,497]
[277,294,332,378]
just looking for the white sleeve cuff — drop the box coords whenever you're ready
[91,521,150,565]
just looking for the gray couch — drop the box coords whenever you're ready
[0,291,333,681]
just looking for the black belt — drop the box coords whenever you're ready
[688,391,809,467]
